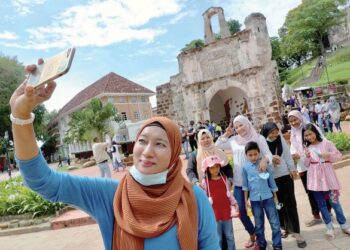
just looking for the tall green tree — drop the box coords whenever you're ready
[0,55,25,138]
[64,98,117,143]
[270,37,291,81]
[280,0,347,55]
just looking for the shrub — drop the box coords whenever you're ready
[0,176,66,218]
[335,79,348,85]
[325,132,350,152]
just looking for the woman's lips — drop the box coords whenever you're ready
[141,160,155,167]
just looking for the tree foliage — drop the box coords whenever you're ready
[64,98,117,143]
[227,19,242,35]
[181,39,205,51]
[182,19,242,51]
[280,0,347,58]
[0,55,25,138]
[270,37,291,82]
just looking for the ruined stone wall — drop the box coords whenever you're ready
[156,9,283,129]
[156,82,172,117]
[329,7,350,48]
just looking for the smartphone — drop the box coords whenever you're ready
[27,47,75,88]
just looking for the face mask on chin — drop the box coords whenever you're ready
[266,137,276,142]
[129,164,174,186]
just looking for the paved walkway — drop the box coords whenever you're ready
[1,122,350,249]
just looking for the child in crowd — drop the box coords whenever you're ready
[201,155,239,250]
[242,142,282,250]
[303,123,350,240]
[261,122,307,248]
[288,110,331,226]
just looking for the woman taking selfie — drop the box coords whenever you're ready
[10,61,220,250]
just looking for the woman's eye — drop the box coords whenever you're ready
[157,143,166,148]
[138,139,146,144]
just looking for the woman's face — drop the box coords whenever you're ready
[133,126,172,175]
[200,133,212,147]
[288,115,301,128]
[267,129,279,141]
[304,129,317,144]
[234,122,247,136]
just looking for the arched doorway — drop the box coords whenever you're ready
[208,87,248,127]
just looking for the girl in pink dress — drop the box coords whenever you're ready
[303,123,350,240]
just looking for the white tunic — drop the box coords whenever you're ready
[215,135,273,187]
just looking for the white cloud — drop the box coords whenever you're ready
[0,31,17,40]
[5,0,183,50]
[11,0,46,15]
[215,0,301,37]
[169,10,196,24]
[128,44,176,57]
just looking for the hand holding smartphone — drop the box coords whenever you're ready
[27,47,75,88]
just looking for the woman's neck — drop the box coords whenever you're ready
[311,140,320,145]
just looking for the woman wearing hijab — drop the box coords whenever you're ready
[215,115,273,248]
[288,110,331,227]
[327,96,342,132]
[186,128,233,186]
[10,62,220,250]
[261,122,307,248]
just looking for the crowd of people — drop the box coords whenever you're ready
[283,94,343,134]
[183,112,349,249]
[8,62,350,250]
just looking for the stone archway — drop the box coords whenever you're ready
[208,87,248,127]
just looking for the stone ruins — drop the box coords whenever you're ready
[156,7,283,128]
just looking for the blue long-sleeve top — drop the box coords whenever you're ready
[241,160,278,202]
[17,153,220,250]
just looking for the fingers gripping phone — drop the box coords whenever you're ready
[27,47,75,88]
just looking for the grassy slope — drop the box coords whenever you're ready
[287,46,350,87]
[286,58,317,85]
[313,47,350,86]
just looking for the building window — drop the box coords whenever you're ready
[108,97,114,103]
[141,96,148,102]
[131,96,137,103]
[121,112,127,121]
[119,96,126,103]
[134,111,140,120]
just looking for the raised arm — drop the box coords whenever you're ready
[10,61,55,160]
[9,62,117,217]
[215,125,234,151]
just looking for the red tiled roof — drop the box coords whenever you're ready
[58,72,154,115]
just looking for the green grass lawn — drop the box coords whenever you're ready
[286,58,317,85]
[313,60,350,86]
[286,46,350,87]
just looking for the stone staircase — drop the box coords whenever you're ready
[296,56,325,87]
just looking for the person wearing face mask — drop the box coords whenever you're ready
[261,122,307,248]
[10,61,220,250]
[186,129,233,187]
[215,115,272,249]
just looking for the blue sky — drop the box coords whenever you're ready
[0,0,301,111]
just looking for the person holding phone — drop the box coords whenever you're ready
[10,61,220,250]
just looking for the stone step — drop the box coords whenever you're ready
[0,222,51,237]
[51,209,96,230]
[333,158,350,169]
